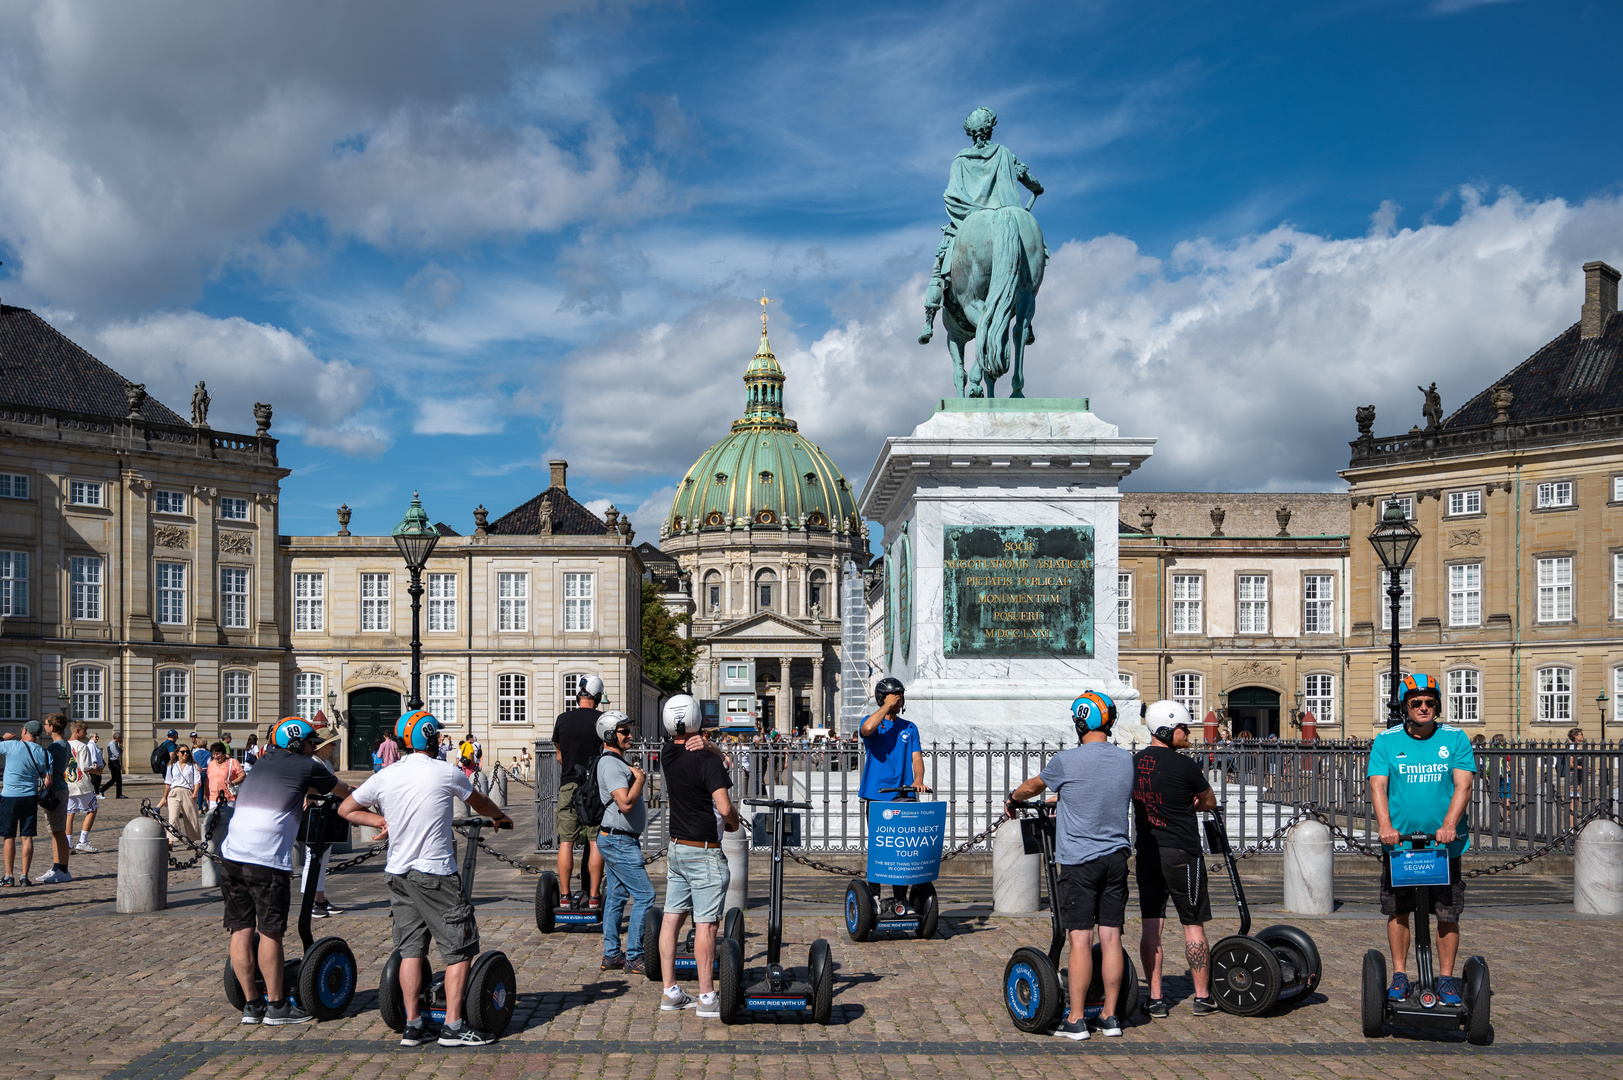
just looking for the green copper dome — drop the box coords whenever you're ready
[667,330,860,535]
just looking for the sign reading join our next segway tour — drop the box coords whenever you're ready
[941,525,1095,659]
[867,801,948,885]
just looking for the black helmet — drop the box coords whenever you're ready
[874,676,905,704]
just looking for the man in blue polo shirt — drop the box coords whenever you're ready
[859,677,931,915]
[1368,673,1475,1008]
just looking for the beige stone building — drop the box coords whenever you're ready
[1341,260,1623,739]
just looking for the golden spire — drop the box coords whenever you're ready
[758,291,775,335]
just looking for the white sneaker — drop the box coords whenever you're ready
[73,842,99,853]
[36,868,72,884]
[696,993,720,1018]
[660,988,697,1011]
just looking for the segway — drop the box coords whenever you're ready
[535,868,604,933]
[640,906,745,982]
[1202,806,1323,1015]
[1360,833,1490,1043]
[222,794,358,1021]
[1001,799,1139,1033]
[379,814,518,1038]
[715,798,835,1024]
[844,787,941,942]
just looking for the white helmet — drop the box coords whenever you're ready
[1144,699,1193,743]
[577,674,605,702]
[662,694,702,738]
[596,710,633,743]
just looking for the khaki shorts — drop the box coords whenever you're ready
[556,781,600,845]
[386,869,481,966]
[44,791,67,834]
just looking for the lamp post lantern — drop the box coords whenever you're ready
[392,492,441,711]
[1369,500,1422,729]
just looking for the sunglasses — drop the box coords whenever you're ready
[1407,698,1441,711]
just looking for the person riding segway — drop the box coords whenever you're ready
[338,709,515,1046]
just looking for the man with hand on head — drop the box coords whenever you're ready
[859,676,931,915]
[595,710,654,974]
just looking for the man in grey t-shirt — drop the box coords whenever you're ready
[595,711,655,974]
[1007,691,1135,1041]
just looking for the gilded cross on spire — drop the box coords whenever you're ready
[758,291,775,334]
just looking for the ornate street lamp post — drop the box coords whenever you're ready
[1597,690,1609,746]
[392,492,440,711]
[1369,501,1421,729]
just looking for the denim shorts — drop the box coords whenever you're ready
[664,842,730,922]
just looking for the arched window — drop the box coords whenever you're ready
[428,673,457,726]
[704,570,723,614]
[1171,672,1202,719]
[808,569,827,614]
[1445,669,1479,724]
[1537,666,1573,723]
[1303,673,1335,726]
[756,569,777,612]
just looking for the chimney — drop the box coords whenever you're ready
[1582,261,1620,339]
[549,459,568,492]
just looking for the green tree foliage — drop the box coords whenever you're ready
[641,580,701,695]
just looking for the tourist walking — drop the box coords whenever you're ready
[98,733,125,797]
[163,749,203,843]
[65,722,103,853]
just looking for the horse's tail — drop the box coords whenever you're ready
[975,206,1025,383]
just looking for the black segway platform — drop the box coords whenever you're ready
[535,869,604,933]
[641,906,745,981]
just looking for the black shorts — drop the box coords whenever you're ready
[221,858,292,936]
[1137,845,1212,925]
[1380,855,1465,922]
[0,795,39,839]
[1056,849,1129,931]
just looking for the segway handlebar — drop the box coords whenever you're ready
[745,797,812,810]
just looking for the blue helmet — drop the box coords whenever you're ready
[396,709,439,751]
[1071,691,1116,736]
[1400,673,1441,702]
[272,717,315,750]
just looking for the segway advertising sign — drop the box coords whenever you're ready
[866,801,947,884]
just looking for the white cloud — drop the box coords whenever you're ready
[413,397,505,437]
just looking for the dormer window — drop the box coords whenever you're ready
[715,472,728,483]
[759,471,773,484]
[804,472,817,485]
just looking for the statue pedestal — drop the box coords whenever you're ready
[858,399,1155,748]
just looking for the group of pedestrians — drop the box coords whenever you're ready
[0,713,97,885]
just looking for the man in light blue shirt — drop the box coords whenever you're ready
[0,720,49,886]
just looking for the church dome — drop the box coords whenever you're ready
[666,329,860,535]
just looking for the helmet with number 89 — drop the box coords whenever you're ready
[395,709,439,751]
[1070,691,1116,739]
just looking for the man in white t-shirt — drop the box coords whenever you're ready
[65,723,103,853]
[340,708,512,1048]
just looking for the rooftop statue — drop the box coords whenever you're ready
[919,107,1048,398]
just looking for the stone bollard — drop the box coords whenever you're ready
[1574,819,1623,916]
[723,827,750,913]
[493,767,509,811]
[992,818,1040,914]
[1282,818,1334,914]
[117,816,168,913]
[199,802,232,888]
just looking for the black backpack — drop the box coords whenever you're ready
[571,753,609,829]
[150,743,168,775]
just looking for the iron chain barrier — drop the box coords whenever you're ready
[138,797,388,874]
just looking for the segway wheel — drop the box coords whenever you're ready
[724,906,746,952]
[466,950,517,1037]
[808,938,834,1025]
[910,883,939,940]
[844,882,875,942]
[299,937,357,1021]
[1360,948,1387,1038]
[378,949,408,1032]
[535,871,560,933]
[1463,955,1492,1045]
[223,957,250,1011]
[1255,923,1323,1000]
[1003,946,1061,1033]
[642,906,665,982]
[1211,934,1283,1016]
[1084,943,1139,1019]
[718,935,744,1024]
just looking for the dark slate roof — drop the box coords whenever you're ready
[635,541,677,568]
[1445,312,1623,427]
[486,487,609,536]
[434,522,462,537]
[0,304,187,425]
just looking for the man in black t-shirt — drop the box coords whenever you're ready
[1134,701,1218,1018]
[552,676,606,909]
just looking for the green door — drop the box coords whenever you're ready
[347,687,402,768]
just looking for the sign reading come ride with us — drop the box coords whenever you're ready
[941,526,1095,658]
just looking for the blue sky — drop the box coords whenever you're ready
[2,0,1622,542]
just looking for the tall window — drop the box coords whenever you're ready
[427,573,457,631]
[0,473,29,499]
[755,569,777,612]
[1383,496,1414,520]
[0,550,28,616]
[1537,666,1573,722]
[68,480,101,506]
[156,561,186,624]
[1237,575,1269,634]
[70,556,102,621]
[70,665,103,722]
[1171,575,1202,634]
[223,670,251,722]
[1172,672,1202,719]
[154,490,187,514]
[1447,669,1480,724]
[0,664,29,720]
[159,668,188,723]
[1615,554,1623,619]
[220,567,249,629]
[294,573,324,631]
[1448,563,1482,627]
[704,570,722,613]
[809,570,827,613]
[293,672,323,721]
[1303,673,1335,726]
[1381,568,1414,630]
[1116,573,1133,632]
[219,497,250,520]
[1303,574,1334,633]
[564,573,594,631]
[1447,490,1481,516]
[498,673,527,723]
[427,673,457,726]
[1536,481,1573,509]
[361,573,391,631]
[497,572,529,631]
[1537,557,1573,622]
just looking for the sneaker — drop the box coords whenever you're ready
[1096,1014,1123,1037]
[438,1022,495,1047]
[1052,1011,1090,1041]
[1191,996,1220,1016]
[661,988,697,1011]
[262,998,314,1025]
[1388,971,1413,1002]
[17,876,33,887]
[310,903,330,920]
[240,1001,267,1025]
[696,993,720,1018]
[1436,975,1462,1006]
[586,894,602,911]
[0,877,14,888]
[399,1021,433,1047]
[35,868,71,884]
[625,957,647,976]
[1145,998,1170,1018]
[73,842,99,854]
[319,900,344,915]
[602,953,626,971]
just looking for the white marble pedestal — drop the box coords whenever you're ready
[858,399,1155,748]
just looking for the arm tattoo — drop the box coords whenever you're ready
[1186,938,1209,977]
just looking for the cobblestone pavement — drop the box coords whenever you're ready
[2,780,1619,1080]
